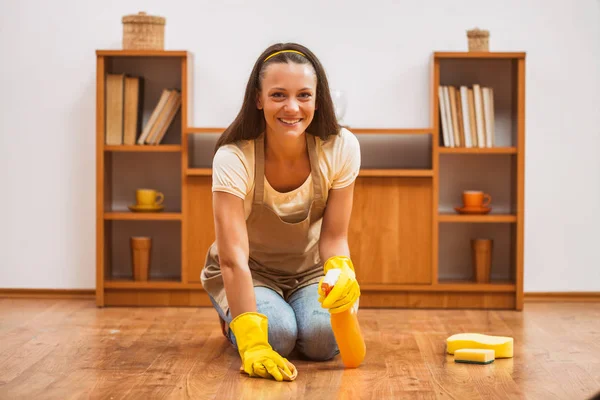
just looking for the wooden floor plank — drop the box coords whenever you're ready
[0,299,89,386]
[127,311,220,399]
[0,304,144,398]
[0,300,599,399]
[183,330,246,400]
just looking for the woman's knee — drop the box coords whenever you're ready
[267,319,297,357]
[254,287,298,357]
[296,312,339,361]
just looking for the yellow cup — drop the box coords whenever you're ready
[136,189,164,206]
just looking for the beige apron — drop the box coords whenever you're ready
[201,132,327,315]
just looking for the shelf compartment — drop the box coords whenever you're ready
[356,134,432,170]
[438,213,517,223]
[437,57,520,148]
[438,147,516,154]
[104,151,181,213]
[188,133,219,169]
[104,220,181,281]
[104,145,181,152]
[439,154,516,214]
[105,56,183,145]
[104,212,182,221]
[187,131,433,171]
[438,223,515,283]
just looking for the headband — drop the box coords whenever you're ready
[263,50,306,62]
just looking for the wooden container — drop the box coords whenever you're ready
[471,239,492,283]
[122,12,165,50]
[467,28,489,52]
[131,237,152,281]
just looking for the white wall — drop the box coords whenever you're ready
[1,0,599,291]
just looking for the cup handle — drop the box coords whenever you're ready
[155,192,164,205]
[482,194,492,207]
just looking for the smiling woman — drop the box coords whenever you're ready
[200,43,362,382]
[259,61,317,193]
[214,43,340,148]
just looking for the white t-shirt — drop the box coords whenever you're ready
[212,128,361,223]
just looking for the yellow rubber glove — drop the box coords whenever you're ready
[229,312,298,382]
[318,256,360,314]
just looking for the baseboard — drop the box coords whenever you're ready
[0,288,95,299]
[1,289,599,303]
[524,292,600,302]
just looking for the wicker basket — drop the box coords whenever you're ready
[122,12,165,50]
[467,28,489,52]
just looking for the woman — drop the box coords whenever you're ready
[201,42,361,382]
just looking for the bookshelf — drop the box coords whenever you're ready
[432,51,526,310]
[95,50,194,307]
[96,50,525,310]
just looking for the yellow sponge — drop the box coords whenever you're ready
[454,348,495,364]
[446,333,514,358]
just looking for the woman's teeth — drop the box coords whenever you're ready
[279,118,302,125]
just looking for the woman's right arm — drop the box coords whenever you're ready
[210,149,296,381]
[213,185,297,382]
[212,191,256,318]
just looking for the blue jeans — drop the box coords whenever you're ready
[209,283,339,361]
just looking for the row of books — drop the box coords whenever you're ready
[105,73,181,146]
[438,84,494,148]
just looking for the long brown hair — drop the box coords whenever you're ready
[214,42,340,152]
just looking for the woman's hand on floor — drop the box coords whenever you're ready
[229,311,297,381]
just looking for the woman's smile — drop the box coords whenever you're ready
[278,118,304,126]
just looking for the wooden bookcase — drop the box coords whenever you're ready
[431,52,526,310]
[95,50,196,307]
[96,50,525,310]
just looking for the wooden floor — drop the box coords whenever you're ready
[0,299,599,400]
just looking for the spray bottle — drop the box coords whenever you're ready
[321,268,366,368]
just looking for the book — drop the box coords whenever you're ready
[438,86,450,147]
[105,74,125,145]
[473,84,486,148]
[459,86,472,148]
[467,88,478,147]
[123,76,144,145]
[443,86,455,147]
[148,90,181,145]
[137,89,171,145]
[448,86,461,147]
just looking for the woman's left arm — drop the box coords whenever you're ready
[319,181,356,261]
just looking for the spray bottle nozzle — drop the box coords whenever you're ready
[322,268,342,297]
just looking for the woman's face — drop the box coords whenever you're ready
[257,62,317,140]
